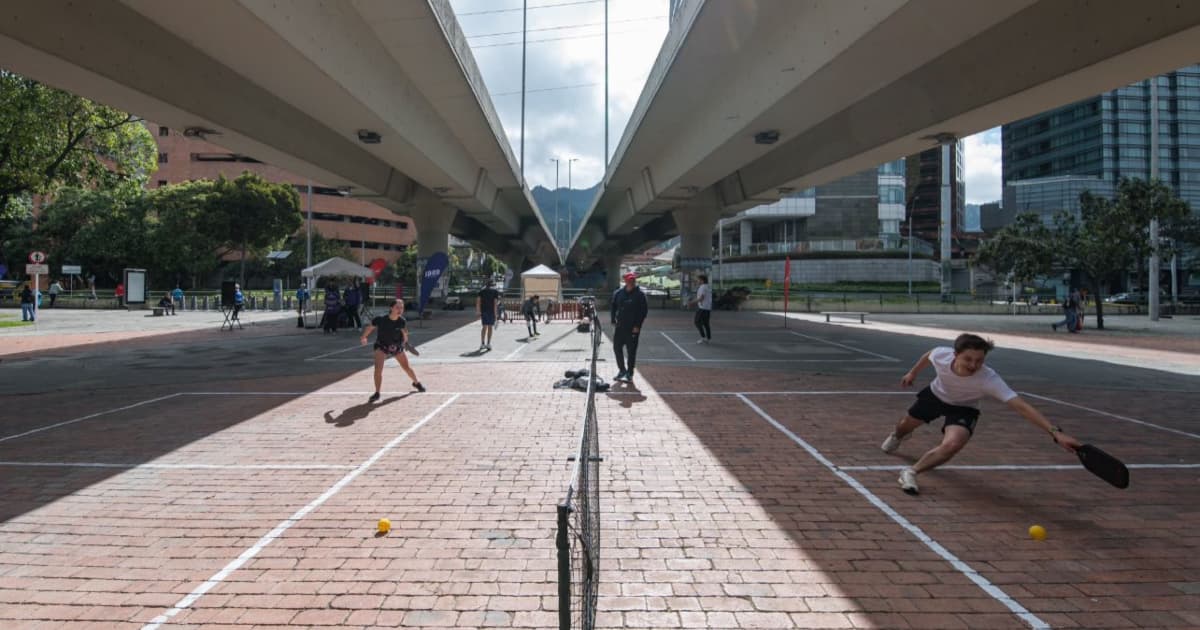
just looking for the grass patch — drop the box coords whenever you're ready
[0,319,33,328]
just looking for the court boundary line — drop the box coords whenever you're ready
[737,393,1049,630]
[658,331,696,361]
[0,393,181,444]
[0,461,356,470]
[1020,391,1200,440]
[785,329,899,361]
[142,393,462,630]
[305,344,368,361]
[840,463,1200,471]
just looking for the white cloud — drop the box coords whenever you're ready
[963,127,1002,205]
[449,0,670,191]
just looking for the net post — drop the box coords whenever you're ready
[556,502,572,630]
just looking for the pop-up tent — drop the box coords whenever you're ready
[520,264,561,300]
[301,257,374,287]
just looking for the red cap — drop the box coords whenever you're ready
[623,272,637,281]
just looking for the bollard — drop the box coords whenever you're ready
[203,296,210,311]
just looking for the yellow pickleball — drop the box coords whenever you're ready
[1028,524,1046,541]
[377,518,391,534]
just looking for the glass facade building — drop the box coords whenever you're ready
[1002,63,1200,220]
[904,141,966,244]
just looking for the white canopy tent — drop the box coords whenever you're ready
[520,264,561,301]
[301,257,374,286]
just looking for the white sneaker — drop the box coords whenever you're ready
[485,344,492,350]
[696,338,706,344]
[880,431,909,454]
[898,468,919,495]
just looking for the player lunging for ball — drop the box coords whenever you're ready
[881,333,1082,495]
[361,299,426,403]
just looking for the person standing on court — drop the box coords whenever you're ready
[115,282,126,309]
[476,279,500,351]
[20,284,35,321]
[522,293,540,337]
[611,272,648,383]
[879,333,1082,495]
[687,273,713,344]
[48,279,63,308]
[360,299,425,403]
[322,281,341,333]
[343,279,362,330]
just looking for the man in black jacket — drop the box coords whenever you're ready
[610,272,648,383]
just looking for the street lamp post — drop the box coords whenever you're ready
[567,158,579,258]
[549,158,561,255]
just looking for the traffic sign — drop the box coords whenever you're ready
[29,251,47,264]
[26,263,49,274]
[62,264,82,275]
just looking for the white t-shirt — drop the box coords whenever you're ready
[928,346,1017,408]
[696,283,712,310]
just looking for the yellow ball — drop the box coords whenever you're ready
[1028,525,1046,541]
[377,518,391,534]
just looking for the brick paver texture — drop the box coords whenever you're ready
[1,312,1197,628]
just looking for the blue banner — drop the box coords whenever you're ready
[418,252,449,313]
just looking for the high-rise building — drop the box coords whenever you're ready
[904,142,966,247]
[1002,63,1200,221]
[718,160,906,255]
[149,122,415,264]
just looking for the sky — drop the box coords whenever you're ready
[447,0,1005,204]
[448,0,670,193]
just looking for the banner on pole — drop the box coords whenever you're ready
[418,252,449,313]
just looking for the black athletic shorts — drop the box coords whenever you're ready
[907,385,980,435]
[374,342,402,356]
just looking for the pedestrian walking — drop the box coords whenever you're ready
[1052,288,1080,333]
[610,273,648,383]
[687,273,712,343]
[48,279,63,308]
[172,285,185,311]
[360,299,426,402]
[115,283,126,309]
[20,285,35,321]
[522,294,540,337]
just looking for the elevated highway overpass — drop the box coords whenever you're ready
[0,0,557,268]
[571,0,1200,286]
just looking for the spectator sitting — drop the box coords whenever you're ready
[158,293,176,315]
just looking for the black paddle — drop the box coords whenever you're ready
[1075,444,1129,489]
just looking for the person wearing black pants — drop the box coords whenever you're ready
[610,272,649,384]
[688,273,713,343]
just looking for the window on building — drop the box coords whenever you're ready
[158,180,168,187]
[157,152,168,163]
[158,126,170,137]
[397,221,409,229]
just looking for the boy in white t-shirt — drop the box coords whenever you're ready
[687,273,713,343]
[881,333,1082,495]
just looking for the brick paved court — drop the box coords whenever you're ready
[0,310,1197,628]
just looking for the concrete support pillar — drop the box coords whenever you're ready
[673,190,721,302]
[405,187,457,306]
[603,255,623,297]
[504,254,524,294]
[740,220,753,255]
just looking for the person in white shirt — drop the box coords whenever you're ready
[687,273,713,344]
[881,333,1082,495]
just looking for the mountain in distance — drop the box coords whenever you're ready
[530,183,601,244]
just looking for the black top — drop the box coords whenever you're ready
[20,287,33,304]
[610,286,648,328]
[372,315,407,346]
[478,288,500,314]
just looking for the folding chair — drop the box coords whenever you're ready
[220,306,243,331]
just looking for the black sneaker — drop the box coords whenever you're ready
[368,392,380,404]
[413,382,426,393]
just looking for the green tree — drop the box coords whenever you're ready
[144,180,220,289]
[393,246,418,294]
[32,186,149,283]
[204,172,302,284]
[975,212,1055,291]
[1053,178,1190,329]
[0,72,156,210]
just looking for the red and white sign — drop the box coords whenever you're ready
[26,263,49,275]
[29,251,47,264]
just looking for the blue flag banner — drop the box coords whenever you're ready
[418,252,449,313]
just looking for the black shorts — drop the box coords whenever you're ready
[374,342,402,356]
[907,386,980,435]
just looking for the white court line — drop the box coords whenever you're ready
[504,339,532,361]
[0,393,181,444]
[785,329,899,361]
[142,393,461,630]
[841,463,1200,471]
[1021,392,1200,441]
[737,394,1049,630]
[659,332,696,361]
[176,390,911,397]
[637,358,889,363]
[0,461,355,470]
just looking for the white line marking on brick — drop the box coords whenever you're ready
[1020,392,1200,441]
[637,358,889,363]
[840,463,1200,471]
[0,394,181,444]
[659,332,696,361]
[504,340,532,361]
[784,329,899,361]
[0,461,355,470]
[175,390,911,397]
[305,344,368,361]
[142,393,461,630]
[737,394,1050,630]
